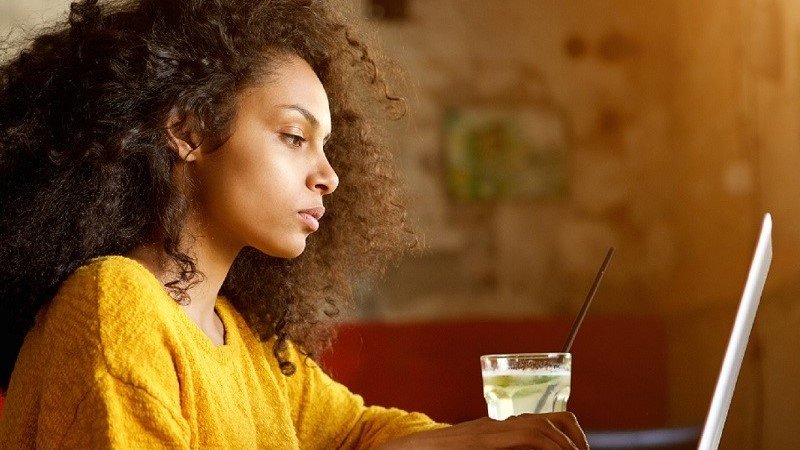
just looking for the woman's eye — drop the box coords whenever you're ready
[281,133,305,148]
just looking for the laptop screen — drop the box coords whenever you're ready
[697,213,773,450]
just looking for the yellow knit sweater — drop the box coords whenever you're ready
[0,256,444,449]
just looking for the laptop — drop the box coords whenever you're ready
[587,213,773,449]
[698,212,773,450]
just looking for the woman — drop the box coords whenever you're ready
[0,0,588,448]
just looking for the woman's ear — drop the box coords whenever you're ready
[166,113,202,162]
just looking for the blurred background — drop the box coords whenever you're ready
[3,0,800,448]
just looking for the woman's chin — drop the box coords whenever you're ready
[257,240,306,259]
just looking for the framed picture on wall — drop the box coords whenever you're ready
[444,106,569,201]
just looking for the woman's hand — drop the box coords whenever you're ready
[379,412,589,450]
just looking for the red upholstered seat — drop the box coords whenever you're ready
[320,317,668,430]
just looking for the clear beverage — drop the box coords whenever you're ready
[482,369,571,419]
[480,353,571,420]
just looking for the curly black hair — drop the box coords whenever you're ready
[0,0,416,390]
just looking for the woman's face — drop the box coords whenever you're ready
[187,55,338,259]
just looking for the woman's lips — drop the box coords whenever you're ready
[298,211,320,231]
[298,206,325,232]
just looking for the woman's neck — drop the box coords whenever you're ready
[125,219,239,345]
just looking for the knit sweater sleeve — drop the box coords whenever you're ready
[56,372,190,449]
[284,344,448,449]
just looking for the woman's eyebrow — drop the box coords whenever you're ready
[278,104,319,127]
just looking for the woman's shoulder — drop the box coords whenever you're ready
[36,255,177,349]
[11,256,186,414]
[60,255,168,302]
[52,255,171,315]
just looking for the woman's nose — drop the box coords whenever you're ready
[309,156,339,195]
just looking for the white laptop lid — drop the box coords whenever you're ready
[697,213,773,450]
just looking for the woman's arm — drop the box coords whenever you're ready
[56,372,190,449]
[283,343,587,449]
[283,344,446,449]
[377,413,589,450]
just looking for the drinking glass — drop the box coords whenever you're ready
[480,353,571,420]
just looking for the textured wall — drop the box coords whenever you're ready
[0,0,69,45]
[360,0,679,321]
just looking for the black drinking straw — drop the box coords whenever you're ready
[562,247,615,353]
[533,248,615,414]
